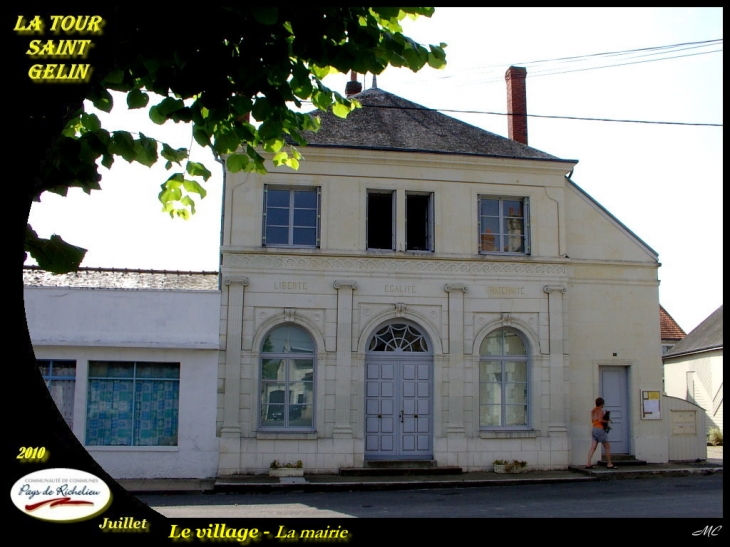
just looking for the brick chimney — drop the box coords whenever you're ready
[345,70,362,97]
[505,66,528,145]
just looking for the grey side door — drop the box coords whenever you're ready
[600,366,630,454]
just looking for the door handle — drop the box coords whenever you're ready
[399,410,403,423]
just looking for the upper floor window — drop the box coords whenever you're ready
[479,328,529,429]
[479,196,530,254]
[406,192,434,251]
[263,186,320,248]
[38,359,76,429]
[367,191,395,250]
[260,325,315,430]
[86,361,180,446]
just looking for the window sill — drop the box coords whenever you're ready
[256,431,318,440]
[479,430,539,439]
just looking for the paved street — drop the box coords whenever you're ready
[138,474,722,519]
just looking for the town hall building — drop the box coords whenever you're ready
[25,68,702,479]
[215,67,668,475]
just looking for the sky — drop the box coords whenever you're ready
[26,7,723,333]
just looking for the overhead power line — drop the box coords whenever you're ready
[410,38,723,84]
[301,101,722,128]
[511,39,723,68]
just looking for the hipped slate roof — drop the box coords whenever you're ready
[660,305,686,341]
[302,88,568,162]
[664,305,723,359]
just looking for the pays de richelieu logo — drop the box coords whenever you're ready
[11,468,112,522]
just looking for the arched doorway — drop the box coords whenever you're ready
[364,322,433,460]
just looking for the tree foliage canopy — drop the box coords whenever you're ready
[16,7,446,273]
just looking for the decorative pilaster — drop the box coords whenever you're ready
[221,276,248,438]
[333,280,357,437]
[444,283,467,436]
[543,285,568,436]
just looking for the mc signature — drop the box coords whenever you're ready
[693,525,722,537]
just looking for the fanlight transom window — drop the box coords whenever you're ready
[368,323,429,352]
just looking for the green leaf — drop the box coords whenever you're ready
[332,101,351,119]
[180,195,196,215]
[25,226,87,274]
[263,139,284,153]
[285,156,299,170]
[161,143,188,164]
[193,128,212,148]
[101,68,124,85]
[427,44,447,69]
[133,134,158,167]
[213,135,239,155]
[110,131,137,162]
[251,97,271,122]
[226,153,249,173]
[259,120,282,142]
[127,89,150,109]
[149,104,166,125]
[149,97,185,124]
[159,185,183,206]
[311,64,337,80]
[185,161,212,182]
[230,95,253,116]
[311,89,333,111]
[62,115,83,137]
[251,7,278,25]
[170,107,193,123]
[182,179,207,199]
[89,87,113,113]
[80,112,101,132]
[272,151,288,166]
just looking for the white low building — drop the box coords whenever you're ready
[24,269,220,479]
[663,305,723,434]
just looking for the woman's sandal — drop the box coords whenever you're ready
[606,464,616,469]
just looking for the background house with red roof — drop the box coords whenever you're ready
[663,305,723,434]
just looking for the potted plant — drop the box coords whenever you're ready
[493,459,528,474]
[269,460,304,477]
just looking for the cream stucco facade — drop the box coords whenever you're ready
[217,143,669,475]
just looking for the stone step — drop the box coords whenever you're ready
[599,455,647,466]
[340,464,463,476]
[364,459,438,469]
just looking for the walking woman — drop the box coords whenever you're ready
[585,397,616,469]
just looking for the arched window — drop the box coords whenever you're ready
[260,325,315,430]
[367,323,429,352]
[479,328,529,428]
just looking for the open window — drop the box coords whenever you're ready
[367,191,395,250]
[406,192,434,252]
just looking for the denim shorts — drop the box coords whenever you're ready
[592,427,608,443]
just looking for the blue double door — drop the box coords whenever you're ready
[364,356,433,460]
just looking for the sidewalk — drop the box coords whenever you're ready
[119,446,722,494]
